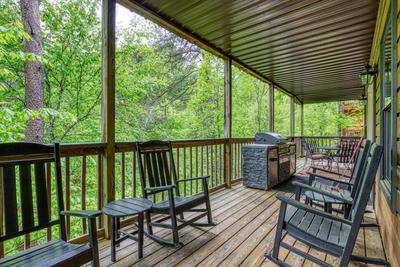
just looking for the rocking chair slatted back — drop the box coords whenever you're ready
[0,143,66,242]
[336,141,357,163]
[348,143,382,221]
[348,139,370,197]
[136,140,178,197]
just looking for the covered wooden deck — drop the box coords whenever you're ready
[94,173,386,267]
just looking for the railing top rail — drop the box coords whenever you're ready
[60,142,105,157]
[56,136,359,157]
[115,138,228,152]
[289,136,361,139]
[231,138,255,143]
[57,138,256,156]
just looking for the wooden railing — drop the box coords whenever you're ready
[289,136,361,158]
[3,135,361,256]
[62,138,256,241]
[1,137,257,257]
[56,135,361,243]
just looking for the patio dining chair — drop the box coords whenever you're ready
[297,139,371,218]
[136,140,215,247]
[303,140,326,167]
[266,143,387,267]
[0,143,101,267]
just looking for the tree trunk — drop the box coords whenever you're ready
[21,0,44,143]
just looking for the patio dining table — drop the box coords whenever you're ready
[317,146,340,170]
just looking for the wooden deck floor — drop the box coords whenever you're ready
[95,177,386,266]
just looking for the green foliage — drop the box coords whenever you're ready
[115,19,225,140]
[185,52,224,138]
[274,90,291,135]
[0,0,28,141]
[303,102,351,136]
[232,66,269,137]
[41,0,102,142]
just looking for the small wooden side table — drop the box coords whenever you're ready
[102,198,152,261]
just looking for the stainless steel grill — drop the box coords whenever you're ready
[243,132,296,190]
[256,132,296,182]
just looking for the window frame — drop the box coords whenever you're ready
[379,0,398,213]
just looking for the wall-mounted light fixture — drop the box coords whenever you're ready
[359,64,378,86]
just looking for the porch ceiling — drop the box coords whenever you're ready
[123,0,378,104]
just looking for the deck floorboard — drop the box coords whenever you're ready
[96,160,385,267]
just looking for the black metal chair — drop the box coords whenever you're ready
[266,143,388,267]
[136,140,215,247]
[303,141,326,167]
[296,139,371,218]
[0,142,101,267]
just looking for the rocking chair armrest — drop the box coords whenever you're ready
[145,185,175,194]
[292,181,353,204]
[60,210,102,219]
[276,193,352,225]
[307,172,353,186]
[176,176,209,183]
[309,166,351,178]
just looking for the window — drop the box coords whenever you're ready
[382,107,391,181]
[379,1,397,213]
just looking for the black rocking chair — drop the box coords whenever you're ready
[136,140,215,247]
[0,143,101,266]
[296,139,371,218]
[266,143,389,267]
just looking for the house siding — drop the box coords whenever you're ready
[370,0,400,266]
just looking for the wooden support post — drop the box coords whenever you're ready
[371,73,376,142]
[268,84,274,132]
[101,0,116,239]
[363,101,367,138]
[224,57,232,189]
[300,103,304,157]
[290,97,295,136]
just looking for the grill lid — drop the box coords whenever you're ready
[255,132,288,145]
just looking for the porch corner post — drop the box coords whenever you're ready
[300,103,304,157]
[371,73,376,142]
[268,84,274,132]
[290,97,295,136]
[224,57,232,189]
[101,0,116,239]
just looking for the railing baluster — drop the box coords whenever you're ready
[96,154,103,229]
[121,152,125,199]
[81,156,87,234]
[189,147,193,195]
[214,145,217,186]
[132,151,136,198]
[183,147,186,196]
[220,144,223,186]
[65,157,71,239]
[239,144,242,179]
[217,144,220,185]
[195,146,199,194]
[237,144,240,180]
[200,146,204,193]
[236,143,239,180]
[176,148,180,194]
[206,145,209,188]
[216,145,219,185]
[210,145,214,188]
[45,162,52,241]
